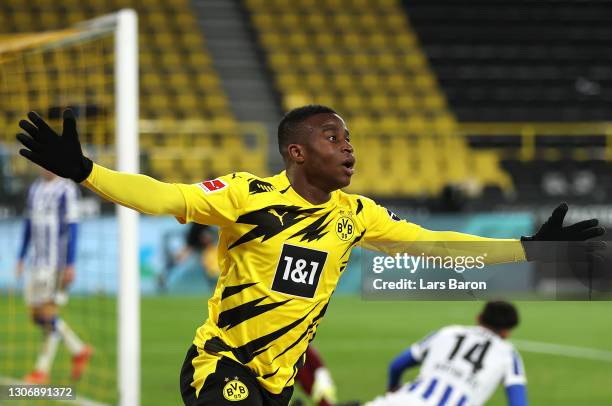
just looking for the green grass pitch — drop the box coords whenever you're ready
[140,296,612,405]
[2,295,611,405]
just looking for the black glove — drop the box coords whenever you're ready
[16,109,93,183]
[521,203,606,261]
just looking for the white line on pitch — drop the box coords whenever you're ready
[0,376,111,406]
[512,339,612,362]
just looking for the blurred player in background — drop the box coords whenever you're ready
[15,107,602,405]
[159,223,220,292]
[294,345,337,406]
[16,169,92,384]
[364,301,526,406]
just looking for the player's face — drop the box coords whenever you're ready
[301,113,355,191]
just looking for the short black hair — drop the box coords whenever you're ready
[480,301,519,331]
[277,104,337,160]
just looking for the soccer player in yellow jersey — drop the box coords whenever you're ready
[16,106,604,405]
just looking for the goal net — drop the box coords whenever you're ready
[0,10,138,406]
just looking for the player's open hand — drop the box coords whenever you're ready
[527,203,604,241]
[16,109,93,183]
[521,203,606,261]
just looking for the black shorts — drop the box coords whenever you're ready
[180,344,293,406]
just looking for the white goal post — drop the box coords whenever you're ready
[81,9,140,406]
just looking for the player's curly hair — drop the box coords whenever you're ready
[277,104,337,161]
[480,301,519,331]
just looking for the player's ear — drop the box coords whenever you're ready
[287,143,306,164]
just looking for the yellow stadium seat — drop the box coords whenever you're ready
[284,93,312,111]
[423,93,446,111]
[268,52,293,72]
[403,51,427,69]
[359,14,379,30]
[367,33,389,48]
[146,12,166,28]
[182,32,204,48]
[370,94,391,111]
[360,73,382,90]
[341,33,363,50]
[332,73,354,91]
[152,32,174,48]
[187,52,211,66]
[387,14,408,30]
[175,12,195,28]
[314,32,335,49]
[341,94,365,111]
[332,14,354,29]
[252,13,274,29]
[310,94,332,108]
[280,14,301,29]
[377,53,399,71]
[277,72,300,92]
[305,72,326,90]
[305,13,326,29]
[396,93,417,113]
[350,53,372,68]
[288,33,309,49]
[298,52,318,68]
[205,95,228,111]
[176,93,199,110]
[260,32,283,49]
[195,74,221,88]
[323,53,344,69]
[414,73,437,90]
[472,152,514,191]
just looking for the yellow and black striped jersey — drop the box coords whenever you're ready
[176,170,425,394]
[82,164,525,396]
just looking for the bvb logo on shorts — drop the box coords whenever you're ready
[335,216,355,241]
[223,378,249,401]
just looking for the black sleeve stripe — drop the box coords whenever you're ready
[356,199,364,215]
[221,282,258,300]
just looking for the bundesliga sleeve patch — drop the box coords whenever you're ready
[198,178,228,193]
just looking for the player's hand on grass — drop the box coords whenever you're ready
[521,203,606,262]
[16,109,93,183]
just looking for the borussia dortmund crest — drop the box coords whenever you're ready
[335,216,355,241]
[223,377,249,401]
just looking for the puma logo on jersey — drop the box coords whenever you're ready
[248,178,275,194]
[269,209,288,226]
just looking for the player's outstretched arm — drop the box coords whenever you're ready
[413,203,604,263]
[17,110,186,218]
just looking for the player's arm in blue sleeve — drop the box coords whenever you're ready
[504,350,527,405]
[18,218,31,260]
[66,223,78,266]
[388,348,420,391]
[505,384,527,406]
